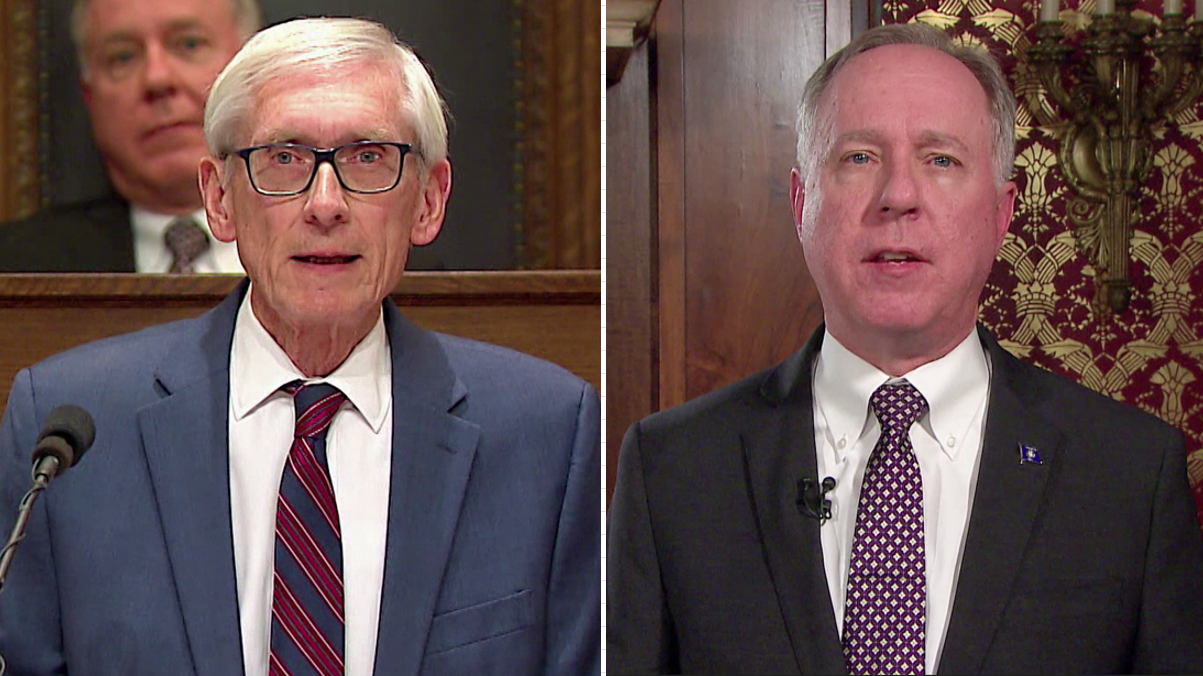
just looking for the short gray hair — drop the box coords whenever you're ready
[71,0,262,75]
[204,17,449,169]
[795,23,1016,186]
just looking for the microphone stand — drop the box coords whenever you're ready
[0,474,52,589]
[0,460,59,676]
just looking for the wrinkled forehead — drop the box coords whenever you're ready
[244,64,410,145]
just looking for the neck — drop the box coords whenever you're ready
[251,295,377,378]
[826,321,977,377]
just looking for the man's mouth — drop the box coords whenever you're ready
[293,255,361,265]
[869,250,924,264]
[144,121,200,138]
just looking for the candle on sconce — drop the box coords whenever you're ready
[1097,0,1115,14]
[1167,0,1183,14]
[1042,0,1060,21]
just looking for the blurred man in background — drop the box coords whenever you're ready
[0,0,260,272]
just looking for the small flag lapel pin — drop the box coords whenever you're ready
[1019,443,1043,465]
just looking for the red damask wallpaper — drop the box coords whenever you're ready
[885,0,1203,525]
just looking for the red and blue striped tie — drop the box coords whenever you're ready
[271,382,347,676]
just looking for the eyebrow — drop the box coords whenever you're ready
[831,129,972,154]
[93,20,211,48]
[257,128,396,146]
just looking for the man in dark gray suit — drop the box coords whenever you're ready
[0,18,599,676]
[607,23,1203,675]
[0,0,258,272]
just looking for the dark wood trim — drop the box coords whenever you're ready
[0,0,40,221]
[605,44,653,504]
[0,270,599,303]
[654,0,687,410]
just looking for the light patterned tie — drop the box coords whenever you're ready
[164,217,210,273]
[271,382,347,676]
[842,380,929,675]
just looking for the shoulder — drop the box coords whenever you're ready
[993,343,1183,446]
[0,195,133,271]
[1,195,128,232]
[634,363,783,447]
[19,316,201,402]
[431,331,595,405]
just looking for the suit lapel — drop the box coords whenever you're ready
[373,305,480,676]
[938,327,1065,674]
[742,327,848,675]
[138,283,248,676]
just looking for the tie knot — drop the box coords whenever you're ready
[870,380,928,432]
[285,382,346,440]
[164,217,210,273]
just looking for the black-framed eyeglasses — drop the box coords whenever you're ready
[231,141,415,196]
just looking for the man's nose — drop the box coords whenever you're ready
[877,160,920,218]
[303,163,350,228]
[141,42,179,99]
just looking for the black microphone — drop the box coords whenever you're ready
[0,405,97,592]
[30,405,96,482]
[797,476,836,523]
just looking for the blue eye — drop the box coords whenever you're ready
[933,155,953,168]
[848,152,870,165]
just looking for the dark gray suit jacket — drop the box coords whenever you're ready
[0,195,136,272]
[0,281,600,675]
[608,325,1203,674]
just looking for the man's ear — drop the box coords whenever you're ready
[410,158,452,246]
[790,167,807,235]
[994,180,1018,249]
[200,157,236,243]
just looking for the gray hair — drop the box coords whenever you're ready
[71,0,263,76]
[795,23,1016,186]
[204,17,449,169]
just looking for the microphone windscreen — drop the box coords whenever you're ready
[34,405,97,469]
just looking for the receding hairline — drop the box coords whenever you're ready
[819,44,994,149]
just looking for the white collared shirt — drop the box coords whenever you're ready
[813,330,991,674]
[228,290,392,676]
[130,205,244,273]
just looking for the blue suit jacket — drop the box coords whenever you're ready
[0,282,600,675]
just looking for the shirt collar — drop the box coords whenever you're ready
[129,205,244,274]
[130,205,210,243]
[229,288,391,433]
[815,329,990,462]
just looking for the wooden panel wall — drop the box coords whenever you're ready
[606,44,654,499]
[677,0,826,401]
[606,0,834,500]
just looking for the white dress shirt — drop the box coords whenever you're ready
[130,205,244,273]
[228,291,392,676]
[813,330,991,674]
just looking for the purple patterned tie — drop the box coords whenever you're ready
[164,217,210,273]
[271,383,347,676]
[842,380,929,675]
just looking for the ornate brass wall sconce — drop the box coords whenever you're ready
[1029,0,1203,314]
